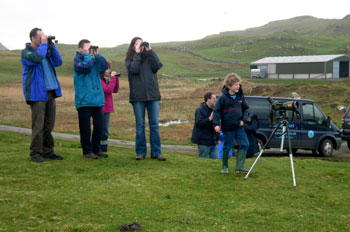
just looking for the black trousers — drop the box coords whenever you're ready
[29,91,56,157]
[77,107,103,155]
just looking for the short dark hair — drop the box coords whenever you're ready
[78,39,91,49]
[204,92,214,102]
[29,28,42,41]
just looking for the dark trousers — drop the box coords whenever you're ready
[29,91,56,157]
[77,107,103,155]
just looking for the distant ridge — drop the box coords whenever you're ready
[0,42,9,51]
[206,14,350,38]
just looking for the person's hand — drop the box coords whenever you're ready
[41,34,48,44]
[247,117,252,123]
[145,43,151,51]
[93,48,99,56]
[240,120,244,126]
[209,112,213,121]
[111,71,117,77]
[215,126,220,133]
[217,140,221,145]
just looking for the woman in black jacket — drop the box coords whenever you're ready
[125,37,166,161]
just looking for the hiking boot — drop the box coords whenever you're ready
[235,150,248,174]
[43,153,63,160]
[31,154,44,163]
[221,168,229,174]
[152,155,166,161]
[235,169,249,174]
[83,153,99,159]
[95,152,108,158]
[136,155,145,160]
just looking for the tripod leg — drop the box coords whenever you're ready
[245,121,282,179]
[286,125,297,187]
[280,125,286,152]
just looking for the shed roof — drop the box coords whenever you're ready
[251,54,349,65]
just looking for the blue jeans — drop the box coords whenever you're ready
[132,101,161,157]
[223,127,249,154]
[101,113,110,152]
[198,145,218,159]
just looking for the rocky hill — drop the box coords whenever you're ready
[207,14,350,38]
[0,42,8,51]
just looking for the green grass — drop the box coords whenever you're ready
[1,131,350,231]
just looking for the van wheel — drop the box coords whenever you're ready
[257,138,264,151]
[318,139,333,157]
[347,140,350,150]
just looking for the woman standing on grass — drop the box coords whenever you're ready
[100,63,119,157]
[125,37,166,161]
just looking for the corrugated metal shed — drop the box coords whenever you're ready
[251,54,347,64]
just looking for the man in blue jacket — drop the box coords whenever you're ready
[74,39,108,159]
[191,92,220,159]
[21,28,63,163]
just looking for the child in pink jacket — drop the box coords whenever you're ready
[100,68,119,156]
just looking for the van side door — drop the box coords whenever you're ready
[300,102,327,149]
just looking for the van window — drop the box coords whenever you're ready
[302,103,325,125]
[246,98,270,120]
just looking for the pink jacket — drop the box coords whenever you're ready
[100,76,119,113]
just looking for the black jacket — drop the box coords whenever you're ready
[125,50,163,103]
[213,85,249,132]
[244,116,260,156]
[191,102,219,146]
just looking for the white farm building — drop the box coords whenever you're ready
[250,54,350,79]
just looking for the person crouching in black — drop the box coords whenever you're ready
[191,92,220,159]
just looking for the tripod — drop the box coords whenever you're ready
[244,113,297,187]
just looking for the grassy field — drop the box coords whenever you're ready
[1,130,350,231]
[1,22,350,232]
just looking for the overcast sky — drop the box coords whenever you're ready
[1,0,349,50]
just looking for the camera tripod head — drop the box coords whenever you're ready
[267,97,301,124]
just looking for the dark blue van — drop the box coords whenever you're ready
[245,96,342,156]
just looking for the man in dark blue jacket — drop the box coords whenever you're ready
[21,28,63,163]
[191,92,220,159]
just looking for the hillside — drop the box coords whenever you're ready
[0,42,8,51]
[207,14,350,37]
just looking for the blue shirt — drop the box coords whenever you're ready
[42,58,58,90]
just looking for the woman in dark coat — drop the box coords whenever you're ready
[125,37,166,161]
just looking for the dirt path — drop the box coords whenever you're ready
[0,125,197,153]
[1,125,349,157]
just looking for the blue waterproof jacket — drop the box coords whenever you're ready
[73,52,108,109]
[21,43,62,103]
[213,85,249,132]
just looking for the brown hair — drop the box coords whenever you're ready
[204,92,214,102]
[29,28,42,41]
[78,39,90,49]
[126,37,142,61]
[224,73,241,87]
